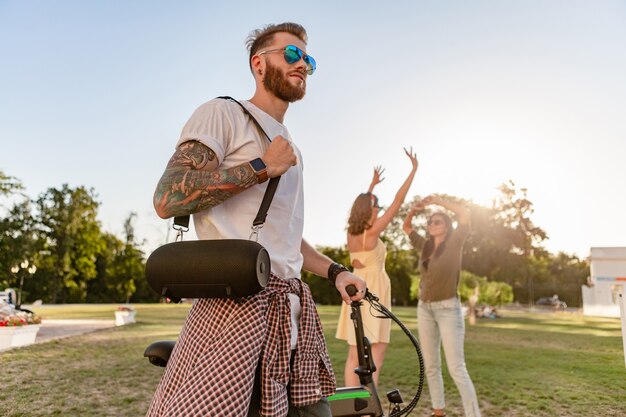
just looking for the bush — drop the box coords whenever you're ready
[458,271,514,306]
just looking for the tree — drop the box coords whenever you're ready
[381,185,556,304]
[0,170,23,197]
[461,181,548,286]
[384,245,419,306]
[33,184,105,303]
[0,172,37,294]
[88,232,124,302]
[543,252,589,307]
[457,271,514,306]
[100,213,146,303]
[493,180,548,257]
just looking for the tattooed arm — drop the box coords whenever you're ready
[153,135,297,219]
[153,141,258,219]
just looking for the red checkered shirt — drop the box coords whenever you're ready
[146,275,336,417]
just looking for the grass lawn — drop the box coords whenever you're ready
[1,303,625,416]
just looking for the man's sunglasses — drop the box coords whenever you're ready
[257,45,316,75]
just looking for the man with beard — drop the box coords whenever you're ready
[146,22,367,417]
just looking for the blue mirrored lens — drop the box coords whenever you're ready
[284,45,316,75]
[304,55,316,75]
[283,46,301,64]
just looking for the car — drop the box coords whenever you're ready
[536,296,567,309]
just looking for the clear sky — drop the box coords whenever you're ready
[1,0,625,259]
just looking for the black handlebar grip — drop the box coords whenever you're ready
[346,284,357,296]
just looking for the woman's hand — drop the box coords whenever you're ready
[368,165,385,192]
[423,195,470,224]
[404,147,418,172]
[411,201,426,212]
[403,200,424,234]
[422,195,442,206]
[406,201,426,219]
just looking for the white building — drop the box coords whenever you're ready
[582,247,626,318]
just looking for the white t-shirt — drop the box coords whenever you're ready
[177,98,304,347]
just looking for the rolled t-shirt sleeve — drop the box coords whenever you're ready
[176,99,234,163]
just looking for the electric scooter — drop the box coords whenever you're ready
[144,284,424,417]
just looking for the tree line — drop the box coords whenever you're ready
[306,181,589,307]
[1,171,155,304]
[1,170,589,306]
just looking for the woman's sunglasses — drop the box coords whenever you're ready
[257,45,316,75]
[427,219,445,226]
[370,194,382,209]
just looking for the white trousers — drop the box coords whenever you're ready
[418,297,481,417]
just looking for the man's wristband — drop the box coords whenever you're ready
[328,262,349,286]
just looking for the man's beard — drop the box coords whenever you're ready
[262,61,306,103]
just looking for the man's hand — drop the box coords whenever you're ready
[262,135,297,178]
[334,271,367,304]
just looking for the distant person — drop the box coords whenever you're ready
[336,148,418,387]
[403,196,481,417]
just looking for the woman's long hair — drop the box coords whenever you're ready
[422,212,454,260]
[347,193,378,235]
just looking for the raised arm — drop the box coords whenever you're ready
[423,195,471,226]
[367,166,385,193]
[153,136,296,219]
[403,201,425,235]
[368,147,418,234]
[402,201,427,250]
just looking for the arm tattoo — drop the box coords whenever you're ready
[154,141,259,218]
[167,141,215,169]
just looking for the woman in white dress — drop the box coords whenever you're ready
[336,148,418,386]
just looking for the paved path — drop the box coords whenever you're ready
[1,319,117,353]
[35,319,116,344]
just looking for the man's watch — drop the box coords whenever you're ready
[248,158,268,184]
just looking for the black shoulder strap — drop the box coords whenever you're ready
[174,96,280,233]
[217,96,271,142]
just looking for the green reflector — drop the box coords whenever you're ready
[328,390,371,401]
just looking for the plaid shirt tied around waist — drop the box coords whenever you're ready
[146,275,336,417]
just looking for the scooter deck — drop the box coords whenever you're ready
[328,386,379,417]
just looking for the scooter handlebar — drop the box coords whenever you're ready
[345,284,357,297]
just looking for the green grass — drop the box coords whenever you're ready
[1,304,625,416]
